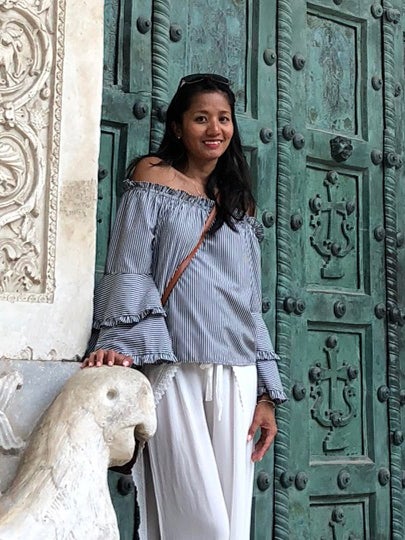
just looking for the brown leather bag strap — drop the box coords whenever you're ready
[161,205,217,306]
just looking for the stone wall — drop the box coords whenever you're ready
[0,0,103,489]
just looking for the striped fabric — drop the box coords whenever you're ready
[92,181,287,403]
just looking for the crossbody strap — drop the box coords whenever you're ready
[161,205,217,307]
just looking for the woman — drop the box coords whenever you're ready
[84,74,286,539]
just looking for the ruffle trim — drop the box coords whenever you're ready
[124,180,265,241]
[132,353,178,366]
[256,349,281,362]
[245,216,265,242]
[124,179,215,210]
[266,388,288,404]
[93,306,166,330]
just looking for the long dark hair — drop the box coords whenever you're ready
[130,75,255,232]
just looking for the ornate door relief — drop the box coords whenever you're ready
[0,1,65,302]
[274,1,396,538]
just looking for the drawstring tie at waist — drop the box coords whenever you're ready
[199,364,223,421]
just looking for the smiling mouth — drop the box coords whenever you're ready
[204,140,222,147]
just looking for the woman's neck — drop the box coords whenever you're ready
[182,159,217,185]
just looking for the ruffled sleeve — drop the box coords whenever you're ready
[89,183,177,365]
[246,217,287,403]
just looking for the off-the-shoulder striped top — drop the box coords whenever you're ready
[90,180,286,403]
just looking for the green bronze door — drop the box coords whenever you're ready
[272,1,403,538]
[98,1,405,539]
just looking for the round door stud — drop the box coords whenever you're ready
[371,3,383,18]
[117,475,134,496]
[292,54,306,70]
[293,133,305,150]
[374,226,385,241]
[294,299,306,315]
[374,303,386,319]
[388,304,402,324]
[378,468,391,486]
[279,471,295,488]
[283,297,296,314]
[337,469,351,490]
[133,102,148,120]
[325,334,338,349]
[262,211,275,228]
[331,507,345,523]
[290,214,303,231]
[169,24,183,42]
[295,472,308,491]
[260,127,273,144]
[326,171,339,184]
[371,149,383,165]
[377,385,391,402]
[347,366,358,380]
[334,301,346,318]
[282,125,296,140]
[98,167,108,182]
[136,16,152,34]
[371,75,383,91]
[263,49,277,66]
[292,383,306,401]
[394,83,402,97]
[262,298,271,313]
[385,152,402,168]
[257,471,271,491]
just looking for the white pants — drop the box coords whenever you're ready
[139,363,257,540]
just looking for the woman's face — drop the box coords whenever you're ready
[174,91,234,168]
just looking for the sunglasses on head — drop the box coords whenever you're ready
[178,73,230,89]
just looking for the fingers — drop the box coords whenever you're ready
[81,349,133,368]
[247,418,259,443]
[251,428,276,462]
[119,355,132,367]
[248,403,278,462]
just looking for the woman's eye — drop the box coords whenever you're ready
[220,116,230,123]
[195,116,207,122]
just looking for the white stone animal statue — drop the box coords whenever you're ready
[0,366,157,539]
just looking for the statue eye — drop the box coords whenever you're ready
[107,388,118,400]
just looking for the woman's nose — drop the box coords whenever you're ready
[206,119,220,134]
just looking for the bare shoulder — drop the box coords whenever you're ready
[130,156,175,186]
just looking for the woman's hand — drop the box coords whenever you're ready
[82,349,133,368]
[247,399,278,462]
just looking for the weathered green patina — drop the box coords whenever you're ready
[99,1,405,538]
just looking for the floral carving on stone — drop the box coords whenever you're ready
[0,0,64,301]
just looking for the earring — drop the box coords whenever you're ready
[177,135,181,139]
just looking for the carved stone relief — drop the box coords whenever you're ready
[0,370,24,454]
[0,366,157,539]
[0,0,64,302]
